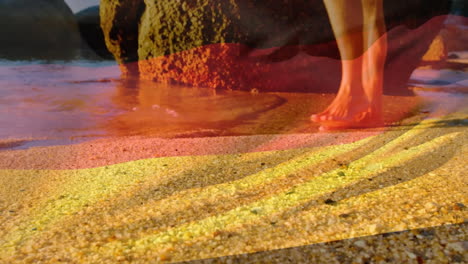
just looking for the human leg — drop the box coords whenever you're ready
[311,0,385,129]
[362,0,387,123]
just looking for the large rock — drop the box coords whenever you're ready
[101,0,451,94]
[76,6,113,60]
[100,0,146,74]
[100,0,334,77]
[0,0,81,60]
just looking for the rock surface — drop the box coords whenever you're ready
[0,0,81,60]
[76,6,113,60]
[100,0,451,94]
[100,0,145,74]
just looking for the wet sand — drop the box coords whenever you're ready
[0,92,423,169]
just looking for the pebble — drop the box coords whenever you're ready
[453,203,465,211]
[447,241,468,253]
[353,240,367,248]
[424,202,439,212]
[406,251,417,259]
[368,224,378,233]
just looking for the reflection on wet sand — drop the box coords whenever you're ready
[107,79,287,137]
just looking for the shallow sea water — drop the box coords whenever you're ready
[0,60,292,149]
[0,57,466,150]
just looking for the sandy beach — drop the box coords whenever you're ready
[0,1,467,262]
[0,90,466,263]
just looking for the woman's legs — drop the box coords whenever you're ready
[311,0,387,129]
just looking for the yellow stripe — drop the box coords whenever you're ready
[0,134,371,255]
[100,132,460,254]
[0,117,455,257]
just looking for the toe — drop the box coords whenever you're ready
[310,114,319,122]
[318,125,330,132]
[311,113,326,122]
[320,115,330,122]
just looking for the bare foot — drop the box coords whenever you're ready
[314,111,383,131]
[311,85,383,130]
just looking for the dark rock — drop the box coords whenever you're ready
[76,6,113,60]
[0,0,81,60]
